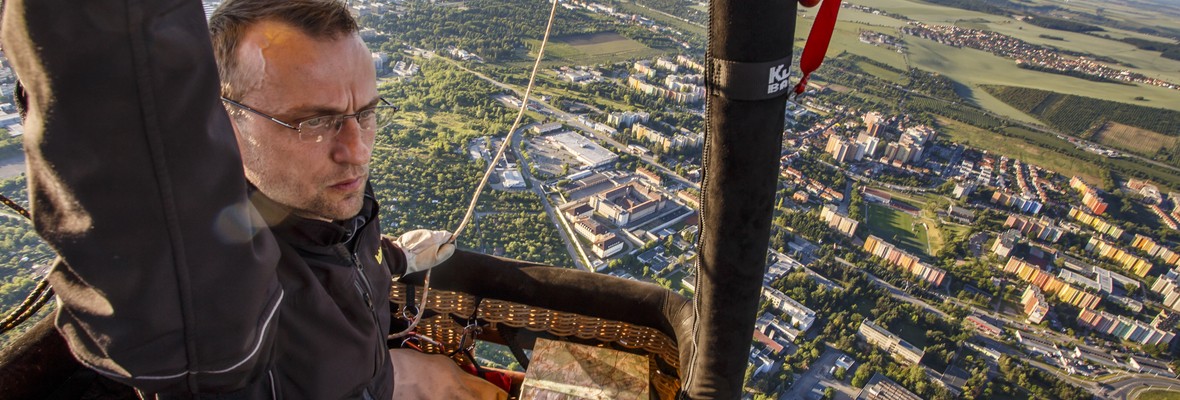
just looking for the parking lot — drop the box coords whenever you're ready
[524,136,584,178]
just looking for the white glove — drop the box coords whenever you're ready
[394,229,456,274]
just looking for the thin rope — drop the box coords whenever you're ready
[390,0,561,339]
[0,282,52,333]
[0,193,54,334]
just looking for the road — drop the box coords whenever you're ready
[835,256,949,320]
[509,130,590,271]
[1109,376,1180,399]
[782,347,844,400]
[833,254,1180,399]
[930,282,1180,399]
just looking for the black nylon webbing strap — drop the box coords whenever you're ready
[710,56,794,101]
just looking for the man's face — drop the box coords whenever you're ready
[229,20,378,221]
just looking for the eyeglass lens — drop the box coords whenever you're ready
[298,108,393,143]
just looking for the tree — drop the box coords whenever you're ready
[851,365,873,388]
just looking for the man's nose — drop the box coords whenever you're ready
[330,118,371,165]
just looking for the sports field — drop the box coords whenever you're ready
[1093,122,1179,155]
[865,202,932,258]
[528,32,664,65]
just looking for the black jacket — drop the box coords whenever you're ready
[250,186,401,400]
[1,0,402,397]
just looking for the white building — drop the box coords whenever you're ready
[548,131,619,168]
[762,287,816,334]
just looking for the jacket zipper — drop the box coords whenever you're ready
[340,244,383,380]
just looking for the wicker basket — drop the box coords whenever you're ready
[390,282,682,399]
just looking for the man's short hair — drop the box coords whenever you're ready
[209,0,360,100]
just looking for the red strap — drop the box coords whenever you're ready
[794,0,841,95]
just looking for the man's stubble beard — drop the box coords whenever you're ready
[248,162,370,222]
[298,164,370,221]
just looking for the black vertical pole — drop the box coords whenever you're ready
[682,0,797,397]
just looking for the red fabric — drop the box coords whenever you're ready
[794,0,841,95]
[478,371,514,393]
[459,360,514,393]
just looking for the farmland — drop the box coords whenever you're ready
[527,32,665,65]
[982,85,1180,138]
[1093,122,1180,155]
[795,0,1180,123]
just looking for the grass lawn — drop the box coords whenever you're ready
[525,32,665,66]
[866,202,932,258]
[1139,389,1180,400]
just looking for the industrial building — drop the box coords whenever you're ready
[547,131,619,168]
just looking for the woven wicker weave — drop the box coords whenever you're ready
[390,283,682,399]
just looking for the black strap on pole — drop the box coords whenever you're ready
[682,0,796,397]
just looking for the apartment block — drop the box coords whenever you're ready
[858,319,924,365]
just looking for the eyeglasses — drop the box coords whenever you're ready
[220,97,398,143]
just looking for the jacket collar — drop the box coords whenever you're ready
[249,183,379,248]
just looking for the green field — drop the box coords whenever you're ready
[907,36,1180,115]
[817,0,1180,122]
[835,8,909,28]
[1138,389,1180,400]
[842,0,998,23]
[794,17,909,72]
[527,32,665,66]
[935,117,1104,184]
[866,202,932,258]
[1020,0,1180,44]
[1095,122,1180,155]
[617,2,706,36]
[954,16,1180,82]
